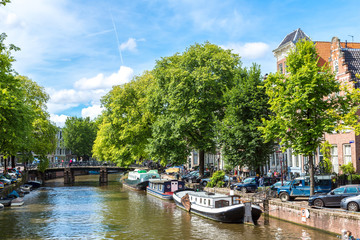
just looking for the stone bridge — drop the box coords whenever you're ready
[28,166,133,184]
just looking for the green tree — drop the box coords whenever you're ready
[319,141,333,174]
[93,71,155,166]
[1,0,10,6]
[218,64,274,173]
[340,162,356,184]
[148,42,241,176]
[16,76,58,167]
[260,40,360,196]
[63,117,97,161]
[0,33,35,172]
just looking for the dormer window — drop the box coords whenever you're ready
[278,63,283,73]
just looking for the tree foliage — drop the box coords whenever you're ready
[319,141,334,174]
[148,42,241,175]
[63,117,97,160]
[218,64,273,172]
[260,40,360,195]
[16,76,58,162]
[0,33,33,158]
[93,71,155,166]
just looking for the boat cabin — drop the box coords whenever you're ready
[148,179,185,193]
[188,192,241,208]
[128,169,160,182]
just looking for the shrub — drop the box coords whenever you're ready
[207,170,225,188]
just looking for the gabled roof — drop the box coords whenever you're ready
[277,28,311,49]
[343,48,360,79]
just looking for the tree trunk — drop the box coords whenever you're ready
[309,154,315,196]
[199,150,205,177]
[11,155,15,169]
[4,156,8,173]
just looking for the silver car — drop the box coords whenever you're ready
[340,195,360,212]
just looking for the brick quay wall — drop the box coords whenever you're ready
[203,186,360,237]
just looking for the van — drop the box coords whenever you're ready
[277,175,333,202]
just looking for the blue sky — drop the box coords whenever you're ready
[1,0,360,127]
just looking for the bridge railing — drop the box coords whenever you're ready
[27,161,117,170]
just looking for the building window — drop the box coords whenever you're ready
[343,144,352,164]
[193,152,198,165]
[293,154,299,167]
[278,63,283,73]
[331,145,338,173]
[270,155,275,166]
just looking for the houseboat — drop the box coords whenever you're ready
[173,190,262,223]
[147,179,185,200]
[122,169,161,191]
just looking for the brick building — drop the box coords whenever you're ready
[273,28,360,176]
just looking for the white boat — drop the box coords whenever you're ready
[173,190,262,223]
[0,203,4,209]
[122,169,161,191]
[11,197,24,207]
[20,184,32,193]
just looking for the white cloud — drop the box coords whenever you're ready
[50,114,68,128]
[74,66,134,90]
[82,105,104,120]
[46,66,134,115]
[120,38,138,52]
[221,42,270,59]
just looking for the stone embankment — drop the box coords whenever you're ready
[203,186,360,237]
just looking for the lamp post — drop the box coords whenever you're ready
[279,154,283,186]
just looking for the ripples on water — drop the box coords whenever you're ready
[0,174,338,240]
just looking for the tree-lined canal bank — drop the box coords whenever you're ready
[0,174,338,239]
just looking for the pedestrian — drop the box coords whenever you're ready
[345,230,355,240]
[267,170,272,178]
[69,159,73,166]
[255,174,260,187]
[259,176,264,187]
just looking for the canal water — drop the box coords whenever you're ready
[0,174,338,240]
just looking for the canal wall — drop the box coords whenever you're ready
[268,199,360,238]
[203,186,360,237]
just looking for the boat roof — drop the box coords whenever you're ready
[149,179,183,184]
[188,191,229,199]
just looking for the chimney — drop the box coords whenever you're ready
[345,40,348,48]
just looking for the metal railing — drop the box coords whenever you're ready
[27,161,117,170]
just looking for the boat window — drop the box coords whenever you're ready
[215,200,229,208]
[208,199,211,206]
[191,196,193,201]
[200,198,202,204]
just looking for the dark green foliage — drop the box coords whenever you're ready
[207,170,225,188]
[218,64,273,171]
[148,42,241,174]
[63,117,97,160]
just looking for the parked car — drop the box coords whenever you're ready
[181,171,198,181]
[231,177,273,193]
[269,181,291,197]
[340,194,360,212]
[199,175,231,187]
[278,175,333,202]
[309,185,360,208]
[181,171,210,183]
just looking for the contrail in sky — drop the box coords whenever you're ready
[110,11,124,65]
